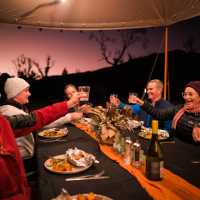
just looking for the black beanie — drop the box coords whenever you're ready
[185,81,200,96]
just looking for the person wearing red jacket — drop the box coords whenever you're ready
[0,93,80,200]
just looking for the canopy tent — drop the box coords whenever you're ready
[1,0,200,98]
[0,0,200,30]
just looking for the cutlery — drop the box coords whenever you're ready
[160,140,175,144]
[191,160,200,164]
[65,170,110,181]
[51,188,71,200]
[38,138,67,143]
[67,170,104,179]
[65,176,110,181]
[61,188,70,196]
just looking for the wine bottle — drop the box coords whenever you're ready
[145,120,164,181]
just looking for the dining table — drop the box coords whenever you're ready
[35,123,200,200]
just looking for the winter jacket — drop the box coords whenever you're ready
[119,98,172,131]
[142,101,200,144]
[0,105,35,159]
[0,101,68,200]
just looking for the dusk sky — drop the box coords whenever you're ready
[0,16,200,76]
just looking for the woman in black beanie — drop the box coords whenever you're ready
[130,81,200,144]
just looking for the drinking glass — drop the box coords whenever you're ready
[78,86,90,105]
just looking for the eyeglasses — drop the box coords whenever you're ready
[182,92,193,98]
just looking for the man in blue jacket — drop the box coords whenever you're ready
[110,79,172,131]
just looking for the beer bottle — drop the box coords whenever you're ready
[145,120,164,180]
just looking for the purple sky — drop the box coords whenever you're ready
[0,16,200,76]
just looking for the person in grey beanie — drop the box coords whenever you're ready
[0,77,34,160]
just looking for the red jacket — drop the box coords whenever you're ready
[0,101,68,200]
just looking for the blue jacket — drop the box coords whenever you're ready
[119,99,172,131]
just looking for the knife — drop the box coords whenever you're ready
[65,176,110,181]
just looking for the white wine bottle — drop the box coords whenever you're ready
[145,120,164,181]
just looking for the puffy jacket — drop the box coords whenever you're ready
[0,101,68,200]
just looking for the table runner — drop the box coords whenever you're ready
[75,123,200,200]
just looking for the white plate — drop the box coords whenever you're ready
[44,154,93,174]
[139,128,169,140]
[38,128,68,139]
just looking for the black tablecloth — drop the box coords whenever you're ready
[36,124,200,200]
[36,125,152,200]
[162,138,200,187]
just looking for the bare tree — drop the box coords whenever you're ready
[62,68,68,76]
[89,29,148,66]
[44,55,54,77]
[12,54,55,79]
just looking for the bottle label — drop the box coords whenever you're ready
[160,160,164,179]
[146,159,163,180]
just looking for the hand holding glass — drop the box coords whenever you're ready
[110,94,120,107]
[128,92,138,104]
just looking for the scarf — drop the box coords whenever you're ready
[172,103,200,129]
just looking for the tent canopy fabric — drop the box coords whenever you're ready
[0,0,200,30]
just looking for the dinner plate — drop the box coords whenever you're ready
[38,127,68,139]
[44,154,93,174]
[139,128,169,140]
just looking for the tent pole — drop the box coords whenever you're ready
[164,26,169,100]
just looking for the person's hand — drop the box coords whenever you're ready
[69,112,83,121]
[79,104,92,113]
[192,126,200,142]
[67,92,80,108]
[110,96,120,107]
[128,96,144,106]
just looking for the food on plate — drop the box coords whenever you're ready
[76,193,99,200]
[66,148,95,167]
[45,149,95,174]
[38,128,68,138]
[46,156,73,172]
[139,127,169,140]
[52,192,112,200]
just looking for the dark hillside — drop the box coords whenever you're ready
[29,50,200,109]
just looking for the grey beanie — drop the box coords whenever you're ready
[4,77,30,99]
